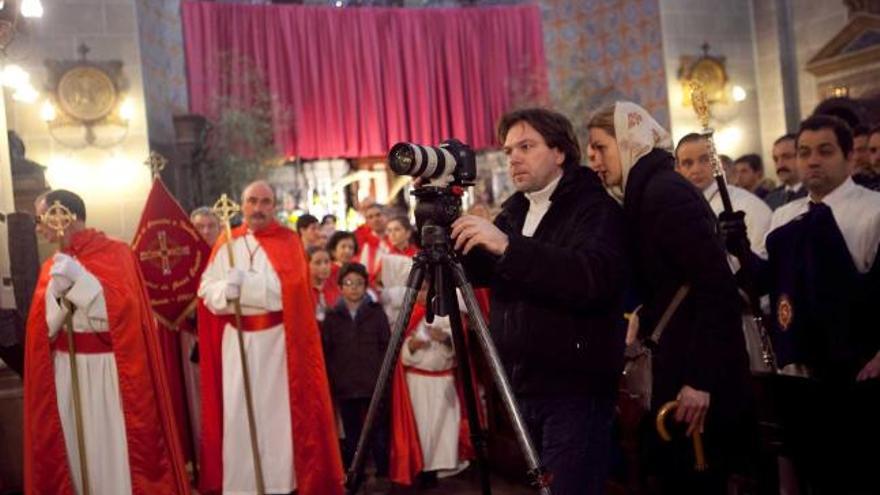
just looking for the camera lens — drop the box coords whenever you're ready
[389,142,455,180]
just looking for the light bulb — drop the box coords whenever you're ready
[732,85,747,103]
[12,84,38,103]
[1,64,30,89]
[20,0,43,18]
[40,100,56,122]
[119,97,135,121]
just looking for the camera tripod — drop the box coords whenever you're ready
[344,220,552,495]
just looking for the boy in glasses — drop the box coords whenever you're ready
[321,262,392,490]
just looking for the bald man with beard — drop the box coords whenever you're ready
[197,181,343,495]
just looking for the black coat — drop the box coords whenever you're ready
[321,299,390,399]
[463,162,627,398]
[624,149,751,419]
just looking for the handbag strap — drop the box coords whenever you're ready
[647,285,690,344]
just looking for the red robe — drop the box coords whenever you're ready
[389,304,480,485]
[23,229,190,494]
[198,222,343,495]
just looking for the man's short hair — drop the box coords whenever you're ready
[798,114,854,156]
[496,108,581,167]
[734,153,764,174]
[871,125,880,137]
[774,133,797,146]
[337,262,368,285]
[853,124,870,138]
[44,189,86,222]
[296,214,319,233]
[674,132,706,157]
[190,206,217,221]
[321,214,337,225]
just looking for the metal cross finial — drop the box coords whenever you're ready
[145,151,168,178]
[700,41,710,57]
[42,200,76,237]
[690,80,711,130]
[212,194,241,224]
[77,43,91,61]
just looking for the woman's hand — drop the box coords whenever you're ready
[675,385,710,437]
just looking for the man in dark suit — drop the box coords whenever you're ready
[764,134,808,210]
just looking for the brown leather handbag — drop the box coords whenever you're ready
[621,285,690,412]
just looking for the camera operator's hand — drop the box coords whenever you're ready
[451,215,509,255]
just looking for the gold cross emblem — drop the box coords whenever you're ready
[212,194,240,224]
[41,200,76,237]
[145,151,168,178]
[139,230,191,275]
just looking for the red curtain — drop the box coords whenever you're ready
[182,2,548,159]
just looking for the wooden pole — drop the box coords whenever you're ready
[43,201,91,495]
[213,194,265,495]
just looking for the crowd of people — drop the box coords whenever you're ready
[19,103,880,495]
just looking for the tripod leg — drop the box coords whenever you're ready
[440,265,492,495]
[345,259,427,494]
[448,260,552,494]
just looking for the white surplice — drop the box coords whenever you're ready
[46,269,132,495]
[179,329,201,463]
[400,315,460,471]
[198,233,295,495]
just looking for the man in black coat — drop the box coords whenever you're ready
[451,108,626,495]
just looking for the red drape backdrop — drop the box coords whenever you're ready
[182,2,548,159]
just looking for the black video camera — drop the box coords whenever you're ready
[387,139,476,230]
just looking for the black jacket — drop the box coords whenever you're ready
[624,149,751,418]
[321,299,390,399]
[463,163,627,398]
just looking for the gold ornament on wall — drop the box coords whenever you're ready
[677,42,729,107]
[42,43,133,148]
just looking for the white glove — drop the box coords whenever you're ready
[49,253,85,298]
[225,267,247,300]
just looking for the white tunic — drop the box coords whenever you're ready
[703,182,772,256]
[379,253,413,327]
[400,315,460,471]
[46,269,132,495]
[763,178,880,273]
[179,329,201,463]
[198,233,295,495]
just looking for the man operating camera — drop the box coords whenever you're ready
[451,108,627,495]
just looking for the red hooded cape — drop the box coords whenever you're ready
[198,222,343,495]
[23,229,190,494]
[389,304,481,486]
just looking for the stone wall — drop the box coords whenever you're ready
[5,0,153,243]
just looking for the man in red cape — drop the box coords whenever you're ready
[23,189,189,494]
[197,181,343,494]
[389,301,482,486]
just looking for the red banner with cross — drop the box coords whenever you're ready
[131,176,211,466]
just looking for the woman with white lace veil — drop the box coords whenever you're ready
[587,102,755,493]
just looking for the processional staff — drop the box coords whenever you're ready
[212,194,266,495]
[689,80,777,371]
[42,201,91,495]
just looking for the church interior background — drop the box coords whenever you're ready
[0,0,878,492]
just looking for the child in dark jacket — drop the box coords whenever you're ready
[321,262,391,478]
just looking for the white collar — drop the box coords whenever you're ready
[811,177,855,209]
[786,182,803,193]
[702,181,718,199]
[525,173,562,206]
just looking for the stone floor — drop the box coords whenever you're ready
[366,471,533,495]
